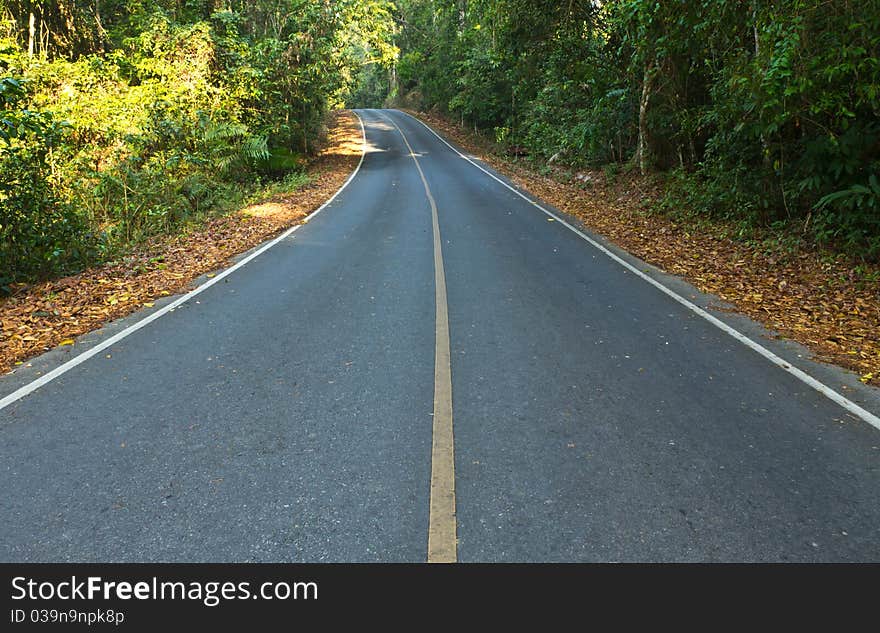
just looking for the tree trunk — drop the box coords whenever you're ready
[753,2,773,221]
[28,11,35,58]
[302,103,308,154]
[753,2,760,59]
[389,64,398,105]
[636,62,655,176]
[94,0,107,53]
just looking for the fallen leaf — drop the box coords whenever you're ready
[59,339,75,346]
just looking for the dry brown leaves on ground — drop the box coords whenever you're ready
[410,109,880,387]
[0,110,363,375]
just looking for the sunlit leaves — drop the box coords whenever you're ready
[0,1,397,288]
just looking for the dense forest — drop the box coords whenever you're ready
[382,0,879,260]
[2,0,879,290]
[0,0,396,287]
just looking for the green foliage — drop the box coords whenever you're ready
[449,48,509,129]
[0,1,398,287]
[0,74,97,287]
[249,170,312,204]
[4,0,877,280]
[349,62,391,108]
[393,0,880,258]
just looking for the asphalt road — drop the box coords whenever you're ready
[1,109,879,562]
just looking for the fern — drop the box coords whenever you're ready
[202,121,248,142]
[239,135,270,162]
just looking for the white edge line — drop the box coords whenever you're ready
[0,112,368,412]
[396,109,880,432]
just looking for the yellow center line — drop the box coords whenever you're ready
[379,112,457,563]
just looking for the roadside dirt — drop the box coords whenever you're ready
[0,110,363,375]
[409,109,880,388]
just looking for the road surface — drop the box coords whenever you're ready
[2,109,879,562]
